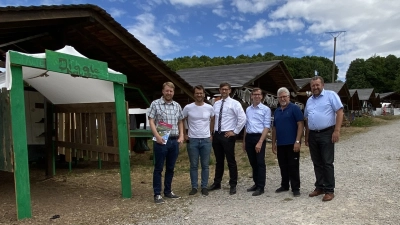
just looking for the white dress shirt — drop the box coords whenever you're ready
[213,96,246,134]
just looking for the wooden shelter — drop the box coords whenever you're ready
[0,48,131,220]
[176,60,299,109]
[348,89,361,111]
[379,92,400,107]
[349,88,380,109]
[323,83,351,109]
[293,78,311,104]
[0,4,195,108]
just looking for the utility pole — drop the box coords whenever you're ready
[326,31,346,83]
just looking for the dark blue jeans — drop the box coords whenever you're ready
[245,133,266,190]
[187,137,212,189]
[153,138,179,196]
[308,129,335,193]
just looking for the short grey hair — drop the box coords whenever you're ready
[277,87,290,97]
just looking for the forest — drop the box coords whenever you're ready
[164,53,400,93]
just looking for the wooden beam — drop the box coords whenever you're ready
[114,83,132,198]
[10,65,32,220]
[0,33,48,48]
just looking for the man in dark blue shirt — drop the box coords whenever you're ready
[272,87,304,197]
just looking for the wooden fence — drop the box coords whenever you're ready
[54,102,129,162]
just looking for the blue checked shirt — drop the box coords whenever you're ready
[148,97,184,136]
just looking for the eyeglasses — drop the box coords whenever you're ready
[252,94,262,96]
[278,95,289,99]
[220,88,230,91]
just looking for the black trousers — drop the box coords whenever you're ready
[308,128,335,193]
[245,133,266,190]
[277,144,300,191]
[212,132,237,187]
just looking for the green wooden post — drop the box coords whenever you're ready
[114,83,132,198]
[10,65,32,220]
[98,153,102,169]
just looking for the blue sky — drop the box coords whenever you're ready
[1,0,400,81]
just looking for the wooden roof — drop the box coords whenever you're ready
[176,60,298,96]
[0,4,194,108]
[378,91,400,104]
[349,88,380,108]
[294,78,311,90]
[347,90,361,110]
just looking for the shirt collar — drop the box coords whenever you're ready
[312,89,326,99]
[160,96,174,105]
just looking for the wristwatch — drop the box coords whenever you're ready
[295,140,300,144]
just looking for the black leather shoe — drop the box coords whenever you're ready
[275,187,289,193]
[208,183,221,191]
[252,188,264,196]
[246,185,257,192]
[229,186,236,195]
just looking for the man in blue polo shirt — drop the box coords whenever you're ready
[304,76,343,202]
[272,87,304,197]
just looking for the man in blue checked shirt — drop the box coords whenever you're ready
[304,76,343,202]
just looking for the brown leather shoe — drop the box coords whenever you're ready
[308,189,324,197]
[322,193,335,201]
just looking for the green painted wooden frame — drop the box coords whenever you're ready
[8,50,131,220]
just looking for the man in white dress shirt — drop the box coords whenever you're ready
[208,82,246,195]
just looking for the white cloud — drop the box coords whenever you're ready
[169,0,222,6]
[217,22,243,31]
[165,26,180,36]
[294,46,314,55]
[241,19,273,43]
[224,44,235,48]
[195,36,204,42]
[126,13,181,56]
[213,8,228,17]
[297,38,312,46]
[268,0,400,81]
[231,15,247,22]
[217,23,228,31]
[267,19,304,33]
[165,14,190,23]
[232,0,277,14]
[214,33,228,42]
[108,8,126,18]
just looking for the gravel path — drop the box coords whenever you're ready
[141,120,400,225]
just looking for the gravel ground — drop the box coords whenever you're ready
[139,120,400,225]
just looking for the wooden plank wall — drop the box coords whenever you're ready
[54,102,123,162]
[0,88,13,172]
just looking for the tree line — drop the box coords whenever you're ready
[346,54,400,93]
[164,52,338,84]
[164,52,400,93]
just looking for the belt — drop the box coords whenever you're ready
[309,126,335,133]
[246,133,262,136]
[168,136,179,140]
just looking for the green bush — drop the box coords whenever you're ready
[351,116,374,127]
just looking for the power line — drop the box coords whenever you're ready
[326,31,346,83]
